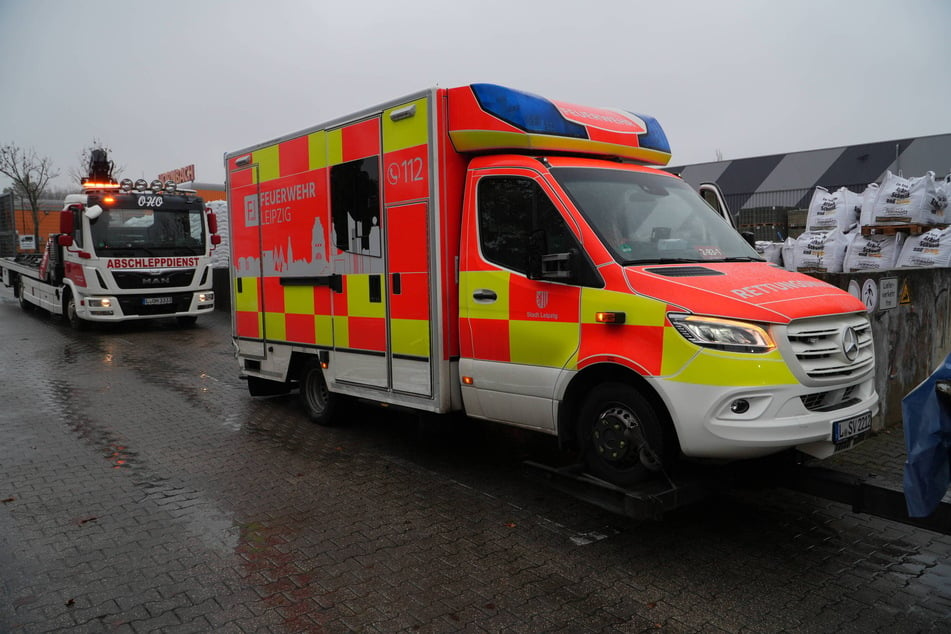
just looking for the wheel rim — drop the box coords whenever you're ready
[590,405,655,469]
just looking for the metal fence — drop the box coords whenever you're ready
[732,183,870,241]
[0,192,16,257]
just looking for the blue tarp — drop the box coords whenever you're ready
[903,353,951,518]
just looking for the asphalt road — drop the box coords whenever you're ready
[0,285,949,633]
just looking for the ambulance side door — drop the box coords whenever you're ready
[459,168,598,432]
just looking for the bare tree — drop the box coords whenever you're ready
[0,143,59,251]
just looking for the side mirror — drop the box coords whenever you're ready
[207,211,218,234]
[85,204,103,220]
[59,208,76,234]
[210,234,222,245]
[57,235,74,247]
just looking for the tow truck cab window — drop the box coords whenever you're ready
[477,176,599,286]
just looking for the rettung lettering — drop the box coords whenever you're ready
[731,279,828,299]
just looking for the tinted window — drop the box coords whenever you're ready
[330,157,381,257]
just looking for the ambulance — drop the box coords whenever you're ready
[224,84,877,486]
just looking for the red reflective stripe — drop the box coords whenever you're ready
[342,119,381,162]
[465,318,510,362]
[579,322,664,375]
[235,311,260,338]
[262,277,284,314]
[390,272,429,320]
[347,316,386,351]
[279,136,309,177]
[285,313,316,344]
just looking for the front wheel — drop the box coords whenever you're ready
[64,292,86,330]
[577,383,671,487]
[299,358,339,426]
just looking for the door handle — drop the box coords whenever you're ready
[472,289,497,302]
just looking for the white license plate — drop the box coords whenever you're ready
[143,297,173,306]
[833,411,872,443]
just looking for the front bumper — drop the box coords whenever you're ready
[76,290,215,322]
[650,375,879,460]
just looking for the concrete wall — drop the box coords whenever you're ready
[818,268,951,429]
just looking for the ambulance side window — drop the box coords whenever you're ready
[330,157,381,257]
[478,176,597,285]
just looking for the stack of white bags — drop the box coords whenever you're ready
[781,171,950,272]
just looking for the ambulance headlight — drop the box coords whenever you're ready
[198,291,214,303]
[668,314,775,353]
[87,297,112,308]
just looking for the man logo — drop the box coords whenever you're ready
[536,291,549,309]
[842,326,860,362]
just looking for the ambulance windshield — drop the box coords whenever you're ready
[553,167,761,265]
[89,207,206,256]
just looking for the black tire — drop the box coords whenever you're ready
[577,382,670,487]
[299,358,338,426]
[176,315,198,328]
[64,291,86,330]
[18,278,33,312]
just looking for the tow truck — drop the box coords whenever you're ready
[0,149,221,328]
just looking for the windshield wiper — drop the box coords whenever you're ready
[721,256,765,262]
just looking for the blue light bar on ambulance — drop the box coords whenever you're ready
[448,84,673,165]
[471,84,589,139]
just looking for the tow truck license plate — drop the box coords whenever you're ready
[143,297,173,306]
[833,411,872,443]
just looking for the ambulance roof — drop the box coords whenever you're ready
[446,84,672,166]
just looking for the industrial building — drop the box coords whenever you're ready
[670,133,951,241]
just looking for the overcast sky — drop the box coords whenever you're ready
[1,0,949,192]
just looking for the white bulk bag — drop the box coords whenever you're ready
[794,229,854,273]
[871,171,941,225]
[806,186,861,231]
[897,227,951,268]
[844,232,906,272]
[859,183,879,226]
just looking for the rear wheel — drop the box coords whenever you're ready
[299,358,338,426]
[577,383,670,487]
[64,291,86,330]
[18,278,32,311]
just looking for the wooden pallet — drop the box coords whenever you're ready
[860,224,946,237]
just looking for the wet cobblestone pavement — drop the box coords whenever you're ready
[1,285,949,633]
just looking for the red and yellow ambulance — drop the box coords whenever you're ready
[225,84,877,486]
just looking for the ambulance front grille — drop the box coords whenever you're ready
[800,386,860,412]
[785,314,874,382]
[112,269,197,289]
